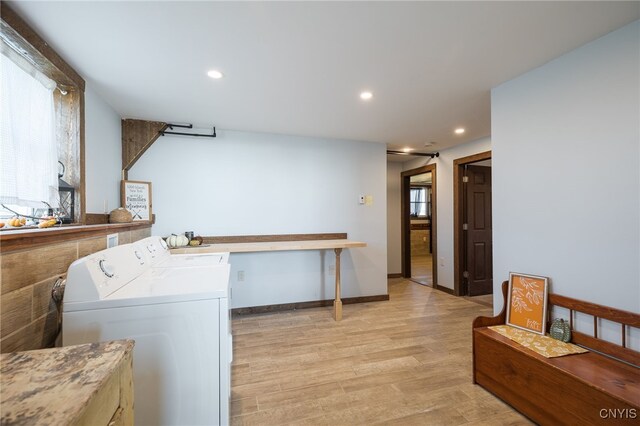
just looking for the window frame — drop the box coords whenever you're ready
[1,4,86,224]
[409,185,432,219]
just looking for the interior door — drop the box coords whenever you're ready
[464,165,493,296]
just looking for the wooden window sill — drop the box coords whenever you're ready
[0,222,152,253]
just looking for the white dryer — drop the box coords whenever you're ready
[134,236,230,268]
[63,240,231,426]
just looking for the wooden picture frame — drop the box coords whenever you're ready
[121,180,152,221]
[506,272,549,335]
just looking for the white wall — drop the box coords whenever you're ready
[129,129,387,308]
[402,137,492,290]
[84,85,122,213]
[387,161,403,275]
[492,21,639,313]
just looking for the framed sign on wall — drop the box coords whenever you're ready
[506,272,549,335]
[121,180,152,221]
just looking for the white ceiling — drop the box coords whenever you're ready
[8,1,639,155]
[410,172,432,185]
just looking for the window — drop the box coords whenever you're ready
[410,186,432,218]
[1,51,59,210]
[1,5,84,226]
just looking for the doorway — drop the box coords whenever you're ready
[408,173,432,285]
[453,151,492,297]
[401,164,437,288]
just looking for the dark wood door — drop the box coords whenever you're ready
[465,165,493,296]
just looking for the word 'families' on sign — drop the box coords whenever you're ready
[121,180,152,221]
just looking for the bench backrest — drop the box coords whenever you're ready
[547,291,639,366]
[490,281,640,366]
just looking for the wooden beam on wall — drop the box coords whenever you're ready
[0,3,85,90]
[203,233,348,244]
[121,119,168,179]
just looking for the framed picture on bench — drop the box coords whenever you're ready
[506,272,549,335]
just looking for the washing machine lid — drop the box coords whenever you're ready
[64,264,230,312]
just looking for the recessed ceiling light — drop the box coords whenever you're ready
[402,147,414,153]
[207,69,224,79]
[424,141,436,147]
[360,91,373,100]
[454,127,465,135]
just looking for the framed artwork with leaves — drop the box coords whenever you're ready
[506,272,549,335]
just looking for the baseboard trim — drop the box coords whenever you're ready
[387,273,402,278]
[436,285,455,295]
[232,294,389,316]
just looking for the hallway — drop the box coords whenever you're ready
[410,254,433,286]
[230,279,530,425]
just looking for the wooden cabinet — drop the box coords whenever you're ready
[1,340,134,426]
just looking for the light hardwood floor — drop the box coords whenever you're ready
[411,254,433,286]
[230,278,532,425]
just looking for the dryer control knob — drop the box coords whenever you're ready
[99,259,115,278]
[160,239,168,250]
[134,250,145,264]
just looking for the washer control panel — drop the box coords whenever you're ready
[65,235,185,303]
[134,236,171,265]
[66,242,152,302]
[99,259,115,277]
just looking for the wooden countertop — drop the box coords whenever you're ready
[170,239,367,254]
[0,222,151,253]
[1,340,134,426]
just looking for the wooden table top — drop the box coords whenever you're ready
[170,239,367,254]
[1,340,134,426]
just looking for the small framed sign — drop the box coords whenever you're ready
[506,272,549,335]
[121,180,152,221]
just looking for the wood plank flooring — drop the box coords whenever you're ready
[230,278,532,425]
[411,254,433,286]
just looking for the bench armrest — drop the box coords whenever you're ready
[472,281,508,328]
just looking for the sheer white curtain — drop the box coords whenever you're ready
[410,188,425,216]
[1,50,59,208]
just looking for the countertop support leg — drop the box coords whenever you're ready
[334,248,343,321]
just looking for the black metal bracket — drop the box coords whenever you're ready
[387,150,439,158]
[160,123,217,138]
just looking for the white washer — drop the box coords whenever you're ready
[63,240,232,426]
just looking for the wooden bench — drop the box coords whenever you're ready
[473,281,640,425]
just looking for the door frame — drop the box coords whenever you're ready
[453,150,491,296]
[401,163,437,288]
